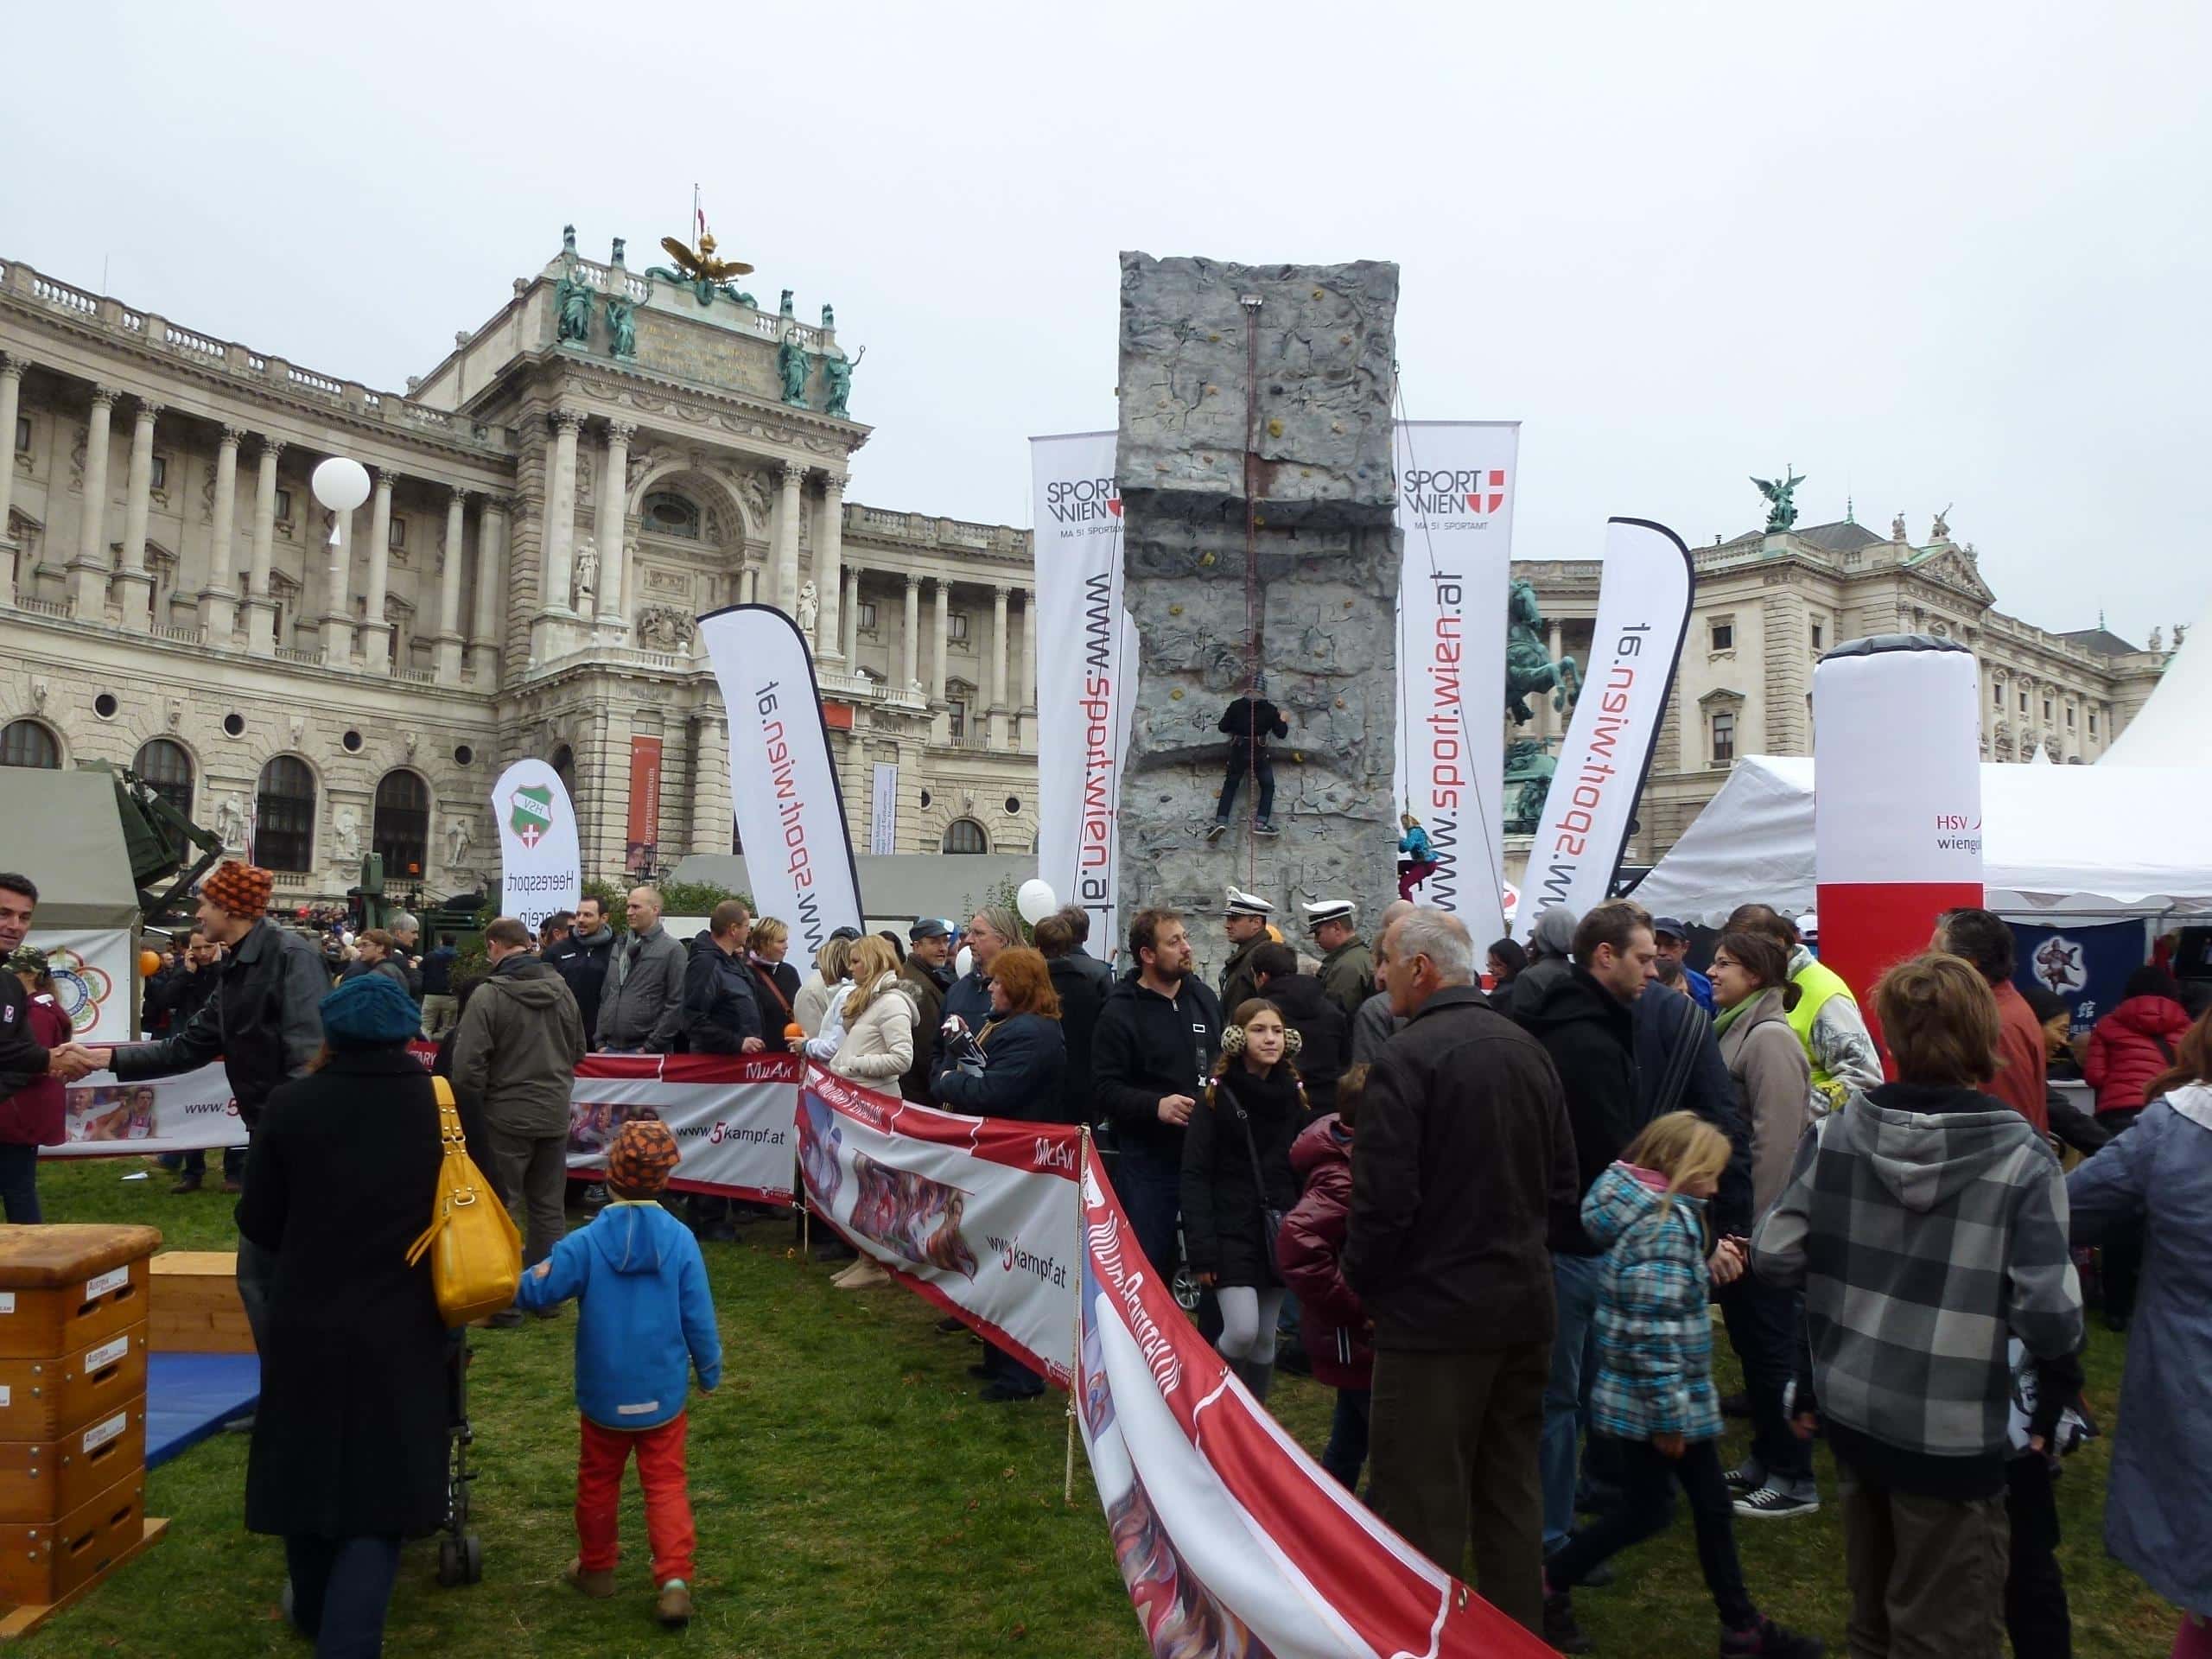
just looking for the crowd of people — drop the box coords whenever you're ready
[0,853,2208,1656]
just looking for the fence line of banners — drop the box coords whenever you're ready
[49,1055,1550,1656]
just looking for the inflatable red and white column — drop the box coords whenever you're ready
[1813,635,1984,1048]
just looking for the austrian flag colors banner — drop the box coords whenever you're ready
[699,603,865,965]
[491,757,582,933]
[1076,1147,1554,1657]
[1031,432,1138,963]
[1392,421,1521,943]
[798,1065,1083,1381]
[1519,518,1696,943]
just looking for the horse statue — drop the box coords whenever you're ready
[1504,578,1580,725]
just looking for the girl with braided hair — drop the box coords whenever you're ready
[1179,998,1309,1402]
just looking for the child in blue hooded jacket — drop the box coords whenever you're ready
[518,1116,721,1629]
[1542,1113,1821,1659]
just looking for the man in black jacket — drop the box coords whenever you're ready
[1090,908,1223,1279]
[544,895,616,1048]
[1207,686,1288,839]
[89,861,328,1353]
[1036,907,1111,1125]
[1344,908,1577,1637]
[1633,975,1751,1236]
[1249,941,1346,1111]
[897,919,950,1103]
[683,901,765,1055]
[1510,898,1656,1592]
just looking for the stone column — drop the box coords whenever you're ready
[688,714,733,855]
[841,567,861,666]
[1545,620,1565,740]
[321,476,357,664]
[772,462,804,616]
[814,476,846,664]
[930,577,951,742]
[0,359,23,594]
[988,582,1011,748]
[1020,587,1039,749]
[436,487,468,679]
[472,497,507,685]
[533,409,582,659]
[114,397,162,632]
[200,426,244,638]
[902,574,922,692]
[244,437,283,655]
[596,422,632,636]
[69,385,119,617]
[741,564,759,605]
[360,468,396,671]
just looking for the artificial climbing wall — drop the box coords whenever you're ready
[1114,252,1402,956]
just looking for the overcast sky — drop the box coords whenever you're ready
[6,2,2205,645]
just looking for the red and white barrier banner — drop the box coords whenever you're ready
[698,603,866,967]
[1032,431,1138,963]
[38,1062,241,1155]
[566,1053,802,1205]
[798,1064,1082,1382]
[1814,635,1985,1020]
[1392,421,1521,942]
[1519,517,1696,943]
[1076,1146,1552,1657]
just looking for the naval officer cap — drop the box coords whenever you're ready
[1303,898,1357,931]
[1224,886,1274,919]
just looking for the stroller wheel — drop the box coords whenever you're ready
[462,1534,483,1585]
[436,1538,462,1587]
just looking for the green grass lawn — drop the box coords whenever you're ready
[18,1158,2178,1657]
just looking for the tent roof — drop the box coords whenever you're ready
[1630,755,2212,925]
[0,767,140,930]
[2101,604,2209,766]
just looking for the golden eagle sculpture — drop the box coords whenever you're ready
[646,232,759,308]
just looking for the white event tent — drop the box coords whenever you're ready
[1631,755,2212,925]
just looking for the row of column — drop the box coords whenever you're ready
[834,569,1035,747]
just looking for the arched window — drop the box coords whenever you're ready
[373,770,430,877]
[0,720,60,770]
[940,818,989,855]
[640,492,700,540]
[134,738,194,817]
[254,755,317,873]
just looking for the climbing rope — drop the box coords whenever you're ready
[1240,294,1264,891]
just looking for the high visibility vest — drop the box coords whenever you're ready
[1786,956,1857,1093]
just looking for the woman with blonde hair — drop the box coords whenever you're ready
[746,918,804,1053]
[1180,998,1308,1402]
[1544,1112,1816,1657]
[828,937,918,1290]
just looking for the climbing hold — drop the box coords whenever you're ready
[1267,417,1285,438]
[1169,687,1185,701]
[1169,603,1183,616]
[1198,551,1217,568]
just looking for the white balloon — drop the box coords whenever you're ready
[310,455,372,514]
[1015,878,1058,925]
[955,946,974,980]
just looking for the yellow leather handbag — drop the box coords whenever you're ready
[405,1076,523,1326]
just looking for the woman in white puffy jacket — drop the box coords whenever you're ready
[828,936,918,1289]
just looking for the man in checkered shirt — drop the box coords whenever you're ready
[1753,950,2082,1658]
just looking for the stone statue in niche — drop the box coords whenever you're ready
[215,793,249,851]
[332,806,362,867]
[797,580,819,638]
[572,539,600,611]
[741,472,772,529]
[446,815,474,868]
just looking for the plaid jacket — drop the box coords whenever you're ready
[1585,1163,1723,1443]
[1752,1082,2082,1464]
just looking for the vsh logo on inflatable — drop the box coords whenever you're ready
[1400,467,1508,518]
[1045,476,1121,524]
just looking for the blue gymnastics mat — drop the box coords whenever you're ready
[146,1351,260,1469]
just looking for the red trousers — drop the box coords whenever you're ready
[575,1412,696,1585]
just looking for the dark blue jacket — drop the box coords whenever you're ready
[682,932,763,1054]
[420,945,459,997]
[1633,986,1752,1236]
[931,1012,1068,1122]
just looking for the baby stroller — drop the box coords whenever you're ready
[435,1329,484,1586]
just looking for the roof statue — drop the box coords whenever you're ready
[645,231,759,308]
[1932,503,1953,542]
[1751,466,1804,531]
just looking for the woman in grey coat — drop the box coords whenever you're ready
[2068,1007,2212,1653]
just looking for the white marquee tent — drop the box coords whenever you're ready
[1631,755,2212,925]
[2101,602,2210,766]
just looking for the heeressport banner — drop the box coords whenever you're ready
[1031,432,1139,963]
[563,1052,801,1204]
[1076,1144,1554,1657]
[492,758,582,933]
[698,604,865,964]
[1518,518,1696,943]
[1393,421,1520,942]
[1815,637,1985,1017]
[25,927,137,1044]
[798,1064,1082,1382]
[40,1061,241,1155]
